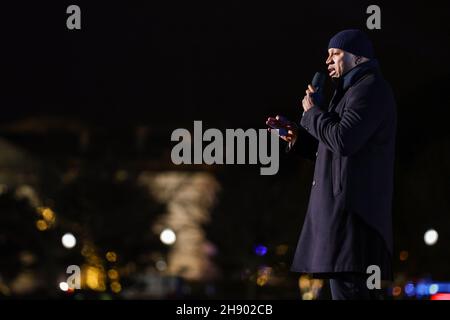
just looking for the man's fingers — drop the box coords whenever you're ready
[268,126,294,142]
[281,135,292,142]
[308,84,316,93]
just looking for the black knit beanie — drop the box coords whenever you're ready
[328,29,375,58]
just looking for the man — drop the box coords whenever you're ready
[267,29,397,299]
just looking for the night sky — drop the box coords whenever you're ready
[5,2,450,127]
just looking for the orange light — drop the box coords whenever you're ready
[41,208,56,223]
[107,269,119,280]
[106,251,117,263]
[110,281,122,293]
[392,286,402,296]
[36,220,48,231]
[399,250,409,261]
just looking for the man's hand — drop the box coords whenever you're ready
[266,115,298,143]
[302,84,317,112]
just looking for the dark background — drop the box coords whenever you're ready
[1,1,449,299]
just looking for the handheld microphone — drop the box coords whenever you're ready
[312,71,326,92]
[311,72,326,107]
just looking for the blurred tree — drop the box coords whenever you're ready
[0,157,167,297]
[0,190,62,297]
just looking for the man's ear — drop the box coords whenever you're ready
[354,55,362,65]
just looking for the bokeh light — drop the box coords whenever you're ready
[160,228,176,245]
[59,282,69,292]
[61,233,76,249]
[424,229,438,246]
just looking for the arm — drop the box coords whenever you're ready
[286,120,318,161]
[300,86,384,156]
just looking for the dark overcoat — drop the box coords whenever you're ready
[290,60,396,280]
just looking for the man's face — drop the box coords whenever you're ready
[325,48,355,78]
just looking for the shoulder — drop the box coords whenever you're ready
[347,72,392,102]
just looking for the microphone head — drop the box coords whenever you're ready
[312,72,326,91]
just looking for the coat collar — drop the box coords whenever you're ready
[340,59,379,91]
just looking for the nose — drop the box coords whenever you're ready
[325,55,332,65]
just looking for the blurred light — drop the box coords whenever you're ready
[408,281,450,298]
[62,233,76,249]
[36,219,48,231]
[81,245,94,258]
[404,283,415,297]
[431,293,450,300]
[254,245,268,256]
[429,284,439,295]
[302,292,314,300]
[424,229,438,246]
[275,244,288,256]
[160,228,176,245]
[392,286,402,297]
[107,269,119,280]
[299,275,311,290]
[256,266,272,286]
[399,250,409,261]
[110,281,122,293]
[106,251,117,262]
[85,266,105,291]
[416,283,429,297]
[41,208,56,223]
[256,276,268,286]
[434,282,450,292]
[19,251,35,266]
[156,260,167,271]
[311,279,324,290]
[59,282,69,292]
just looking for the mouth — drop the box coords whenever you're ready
[328,67,336,77]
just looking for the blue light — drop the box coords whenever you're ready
[404,283,415,297]
[416,283,429,297]
[403,281,450,298]
[254,245,268,256]
[433,283,450,293]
